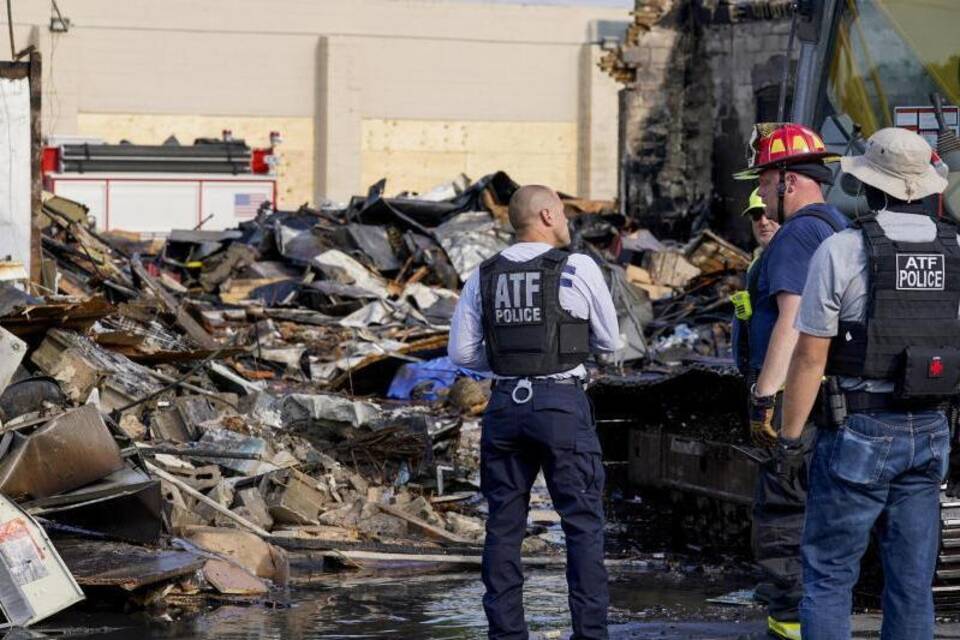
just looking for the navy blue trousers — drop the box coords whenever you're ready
[480,380,609,640]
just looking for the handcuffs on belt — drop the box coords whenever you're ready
[512,378,533,404]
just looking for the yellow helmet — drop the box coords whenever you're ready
[741,188,765,217]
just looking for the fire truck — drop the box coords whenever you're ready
[42,131,279,234]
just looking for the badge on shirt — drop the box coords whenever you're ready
[896,254,945,291]
[493,271,544,325]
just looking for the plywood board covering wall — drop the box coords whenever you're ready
[361,119,578,196]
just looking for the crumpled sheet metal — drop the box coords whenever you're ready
[274,215,327,265]
[352,171,517,229]
[0,405,125,500]
[607,264,651,363]
[433,211,509,281]
[334,282,453,330]
[337,300,398,328]
[403,283,459,326]
[0,283,41,318]
[281,393,382,429]
[304,280,379,301]
[342,224,400,272]
[308,336,419,382]
[312,249,389,298]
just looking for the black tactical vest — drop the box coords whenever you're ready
[827,213,960,398]
[478,248,590,377]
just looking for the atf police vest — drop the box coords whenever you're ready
[827,214,960,397]
[478,248,590,377]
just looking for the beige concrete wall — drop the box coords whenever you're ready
[8,0,628,206]
[76,114,314,208]
[316,32,596,201]
[361,119,578,196]
[578,44,621,200]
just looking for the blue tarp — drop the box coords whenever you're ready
[387,356,486,401]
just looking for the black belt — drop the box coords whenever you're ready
[843,391,943,414]
[493,377,584,389]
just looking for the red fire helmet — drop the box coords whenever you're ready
[734,122,839,180]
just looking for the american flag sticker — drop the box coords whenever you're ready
[234,193,265,219]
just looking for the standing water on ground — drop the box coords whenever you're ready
[38,565,769,640]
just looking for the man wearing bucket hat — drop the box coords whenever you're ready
[734,123,849,640]
[781,127,954,638]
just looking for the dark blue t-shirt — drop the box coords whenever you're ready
[747,203,848,372]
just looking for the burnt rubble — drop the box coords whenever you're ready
[0,172,751,624]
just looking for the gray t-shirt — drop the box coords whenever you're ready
[795,210,959,392]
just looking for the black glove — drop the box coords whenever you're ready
[774,435,805,486]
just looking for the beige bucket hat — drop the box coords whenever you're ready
[840,127,947,202]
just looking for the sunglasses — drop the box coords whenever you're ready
[750,209,769,222]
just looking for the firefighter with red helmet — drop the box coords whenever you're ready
[734,123,849,640]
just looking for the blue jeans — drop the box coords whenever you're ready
[800,410,950,640]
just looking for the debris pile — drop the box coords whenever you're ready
[0,170,751,625]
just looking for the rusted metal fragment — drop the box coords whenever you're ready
[0,405,125,500]
[55,538,204,591]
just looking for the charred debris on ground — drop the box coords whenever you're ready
[0,171,751,625]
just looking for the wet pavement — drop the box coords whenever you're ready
[30,564,960,639]
[35,565,764,639]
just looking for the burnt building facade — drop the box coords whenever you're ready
[602,0,795,244]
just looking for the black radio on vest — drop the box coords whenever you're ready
[826,214,960,399]
[478,248,590,377]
